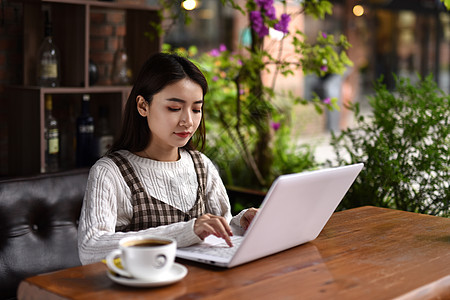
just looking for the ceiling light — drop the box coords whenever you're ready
[353,5,364,17]
[182,0,197,11]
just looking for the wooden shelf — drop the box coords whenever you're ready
[8,0,161,176]
[9,85,132,93]
[42,0,159,10]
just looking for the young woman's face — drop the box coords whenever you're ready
[137,78,203,153]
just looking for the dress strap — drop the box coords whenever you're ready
[107,152,145,195]
[107,151,206,232]
[186,150,206,216]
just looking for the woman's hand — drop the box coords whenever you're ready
[240,207,258,230]
[194,213,234,247]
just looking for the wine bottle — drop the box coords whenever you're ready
[59,103,76,169]
[95,106,114,159]
[37,10,61,87]
[76,94,95,167]
[111,38,132,85]
[44,94,60,172]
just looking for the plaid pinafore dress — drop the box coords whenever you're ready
[107,150,206,232]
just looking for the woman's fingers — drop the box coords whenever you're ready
[217,214,233,236]
[193,209,259,247]
[194,214,233,247]
[240,207,258,230]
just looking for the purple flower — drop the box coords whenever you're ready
[256,0,276,20]
[250,11,262,25]
[323,98,331,105]
[256,0,274,10]
[210,49,220,57]
[270,121,281,131]
[219,44,227,52]
[265,5,277,20]
[322,32,327,39]
[212,76,219,82]
[320,65,328,72]
[250,11,269,38]
[274,13,290,34]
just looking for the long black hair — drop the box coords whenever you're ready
[109,52,208,154]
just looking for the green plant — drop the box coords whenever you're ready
[163,0,352,189]
[328,75,449,217]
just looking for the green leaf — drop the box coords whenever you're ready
[328,74,449,217]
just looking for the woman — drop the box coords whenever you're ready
[78,52,257,265]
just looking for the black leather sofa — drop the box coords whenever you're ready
[0,168,265,299]
[0,169,89,300]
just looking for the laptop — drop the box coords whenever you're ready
[176,163,364,268]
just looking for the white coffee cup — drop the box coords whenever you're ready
[106,236,176,280]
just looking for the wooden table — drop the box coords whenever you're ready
[17,206,450,299]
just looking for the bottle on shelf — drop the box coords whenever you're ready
[89,59,99,86]
[95,106,114,159]
[59,103,76,170]
[44,94,60,173]
[76,94,95,167]
[36,9,61,87]
[111,37,132,85]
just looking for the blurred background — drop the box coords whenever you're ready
[1,0,449,176]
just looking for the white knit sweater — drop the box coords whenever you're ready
[78,149,244,265]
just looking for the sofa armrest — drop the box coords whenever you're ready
[0,169,89,299]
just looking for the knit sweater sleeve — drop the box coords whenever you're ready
[77,158,203,265]
[201,153,245,235]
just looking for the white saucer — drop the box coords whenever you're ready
[106,263,188,288]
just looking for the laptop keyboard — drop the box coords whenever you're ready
[181,236,244,259]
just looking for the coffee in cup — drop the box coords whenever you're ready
[106,236,176,280]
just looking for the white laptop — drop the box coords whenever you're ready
[176,163,364,268]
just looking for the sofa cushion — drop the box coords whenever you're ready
[0,169,88,299]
